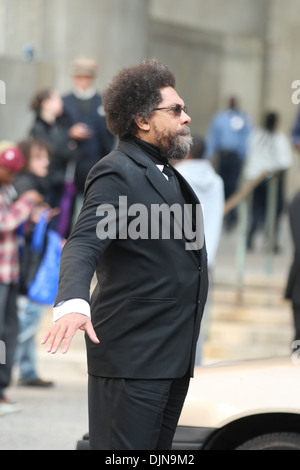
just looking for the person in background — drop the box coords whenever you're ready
[62,57,115,219]
[285,189,300,347]
[176,135,224,363]
[14,138,57,388]
[205,96,252,230]
[288,107,300,337]
[244,111,292,252]
[176,135,224,268]
[29,89,80,235]
[0,144,43,415]
[291,106,300,151]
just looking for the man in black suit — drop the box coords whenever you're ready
[42,59,209,450]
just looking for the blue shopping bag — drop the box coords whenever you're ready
[27,211,62,305]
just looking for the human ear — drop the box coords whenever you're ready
[135,115,151,131]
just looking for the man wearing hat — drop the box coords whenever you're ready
[0,145,43,415]
[62,57,115,219]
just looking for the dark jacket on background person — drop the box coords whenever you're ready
[286,190,300,306]
[30,116,81,191]
[63,92,115,192]
[14,172,48,199]
[55,138,209,379]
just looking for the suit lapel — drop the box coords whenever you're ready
[118,139,179,207]
[118,140,204,258]
[145,164,180,207]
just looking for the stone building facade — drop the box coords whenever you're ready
[0,0,299,190]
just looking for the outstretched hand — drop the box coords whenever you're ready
[41,313,100,354]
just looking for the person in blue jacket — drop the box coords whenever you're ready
[205,96,252,230]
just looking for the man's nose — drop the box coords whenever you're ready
[181,109,191,124]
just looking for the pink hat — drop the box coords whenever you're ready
[0,147,25,173]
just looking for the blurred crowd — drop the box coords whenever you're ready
[1,55,300,415]
[0,57,114,415]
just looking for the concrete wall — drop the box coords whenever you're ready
[148,20,264,136]
[0,0,300,168]
[149,0,269,39]
[0,0,149,141]
[0,0,149,91]
[39,0,149,92]
[0,58,55,141]
[149,0,300,132]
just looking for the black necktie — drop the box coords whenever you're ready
[162,165,172,178]
[162,165,185,204]
[163,165,199,253]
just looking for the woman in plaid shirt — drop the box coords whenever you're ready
[0,145,43,416]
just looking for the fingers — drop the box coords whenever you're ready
[84,322,100,345]
[41,322,76,354]
[41,314,100,355]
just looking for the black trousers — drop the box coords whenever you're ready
[218,151,242,226]
[0,283,19,398]
[292,303,300,343]
[88,373,190,450]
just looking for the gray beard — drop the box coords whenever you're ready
[158,129,193,161]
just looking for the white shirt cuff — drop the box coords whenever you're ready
[53,299,91,322]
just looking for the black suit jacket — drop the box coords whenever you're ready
[55,139,209,378]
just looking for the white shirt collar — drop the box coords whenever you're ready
[73,87,97,100]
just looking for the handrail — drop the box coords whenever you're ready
[224,172,269,215]
[221,171,281,291]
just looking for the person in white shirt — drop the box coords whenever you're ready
[176,135,224,364]
[243,111,293,251]
[176,135,224,269]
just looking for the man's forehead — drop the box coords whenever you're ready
[159,86,184,105]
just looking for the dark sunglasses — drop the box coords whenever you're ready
[152,104,188,117]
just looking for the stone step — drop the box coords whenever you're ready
[209,303,292,325]
[202,282,294,363]
[203,322,293,363]
[203,342,292,363]
[205,320,293,344]
[212,286,287,305]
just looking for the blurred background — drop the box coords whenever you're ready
[1,0,300,450]
[0,0,299,149]
[1,0,300,359]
